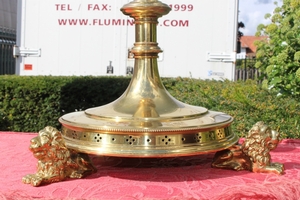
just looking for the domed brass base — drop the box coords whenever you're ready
[59,0,238,158]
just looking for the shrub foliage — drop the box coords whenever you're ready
[0,76,299,138]
[255,0,300,97]
[0,76,130,132]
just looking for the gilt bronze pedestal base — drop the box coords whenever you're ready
[23,0,284,187]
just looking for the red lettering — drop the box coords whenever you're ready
[93,4,101,11]
[67,19,77,25]
[58,19,89,26]
[92,19,98,25]
[87,4,110,11]
[79,19,89,25]
[90,19,134,26]
[57,18,188,27]
[162,20,189,27]
[87,4,93,10]
[57,18,139,26]
[55,4,72,11]
[102,4,108,11]
[58,19,67,25]
[169,4,194,12]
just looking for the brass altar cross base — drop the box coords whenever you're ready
[22,0,284,186]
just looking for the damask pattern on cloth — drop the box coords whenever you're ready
[0,132,299,200]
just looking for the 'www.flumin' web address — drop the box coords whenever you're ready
[58,19,189,27]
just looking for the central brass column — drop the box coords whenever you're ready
[59,0,238,157]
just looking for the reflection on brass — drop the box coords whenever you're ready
[22,127,96,186]
[130,98,162,127]
[58,0,238,157]
[211,122,284,175]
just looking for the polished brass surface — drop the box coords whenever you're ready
[61,124,236,157]
[59,0,238,157]
[22,127,96,186]
[212,122,284,175]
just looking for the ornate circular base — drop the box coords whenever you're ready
[59,110,238,157]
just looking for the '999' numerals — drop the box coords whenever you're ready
[169,4,194,12]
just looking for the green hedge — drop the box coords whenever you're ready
[0,75,299,138]
[0,76,130,132]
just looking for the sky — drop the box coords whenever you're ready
[238,0,283,36]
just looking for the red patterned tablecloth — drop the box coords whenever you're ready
[0,132,300,200]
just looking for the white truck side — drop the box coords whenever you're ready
[14,0,239,80]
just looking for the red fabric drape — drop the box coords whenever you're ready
[0,132,299,200]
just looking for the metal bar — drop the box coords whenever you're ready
[0,27,16,75]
